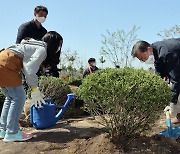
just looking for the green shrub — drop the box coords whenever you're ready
[77,67,171,146]
[0,89,5,114]
[68,79,82,87]
[38,76,74,117]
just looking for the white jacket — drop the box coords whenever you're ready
[7,39,47,88]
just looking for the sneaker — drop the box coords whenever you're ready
[0,129,5,139]
[3,130,33,142]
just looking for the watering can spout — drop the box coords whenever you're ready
[55,93,75,122]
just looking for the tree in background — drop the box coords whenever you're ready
[157,25,180,39]
[100,25,140,68]
[59,49,84,81]
[99,56,106,69]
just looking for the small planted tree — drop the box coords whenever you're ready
[99,56,106,69]
[157,25,180,39]
[77,68,171,147]
[100,25,139,68]
[59,49,84,82]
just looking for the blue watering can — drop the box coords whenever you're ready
[30,93,75,129]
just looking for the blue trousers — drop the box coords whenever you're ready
[0,86,26,134]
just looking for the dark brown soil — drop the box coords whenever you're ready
[0,114,180,154]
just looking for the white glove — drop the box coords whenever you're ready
[164,102,180,115]
[31,88,46,108]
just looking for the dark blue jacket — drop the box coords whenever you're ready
[83,66,99,78]
[16,20,47,44]
[152,38,180,103]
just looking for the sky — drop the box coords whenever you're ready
[0,0,180,69]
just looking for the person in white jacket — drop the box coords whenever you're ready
[0,31,63,142]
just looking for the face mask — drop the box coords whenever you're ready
[92,62,96,67]
[145,55,155,64]
[36,16,46,23]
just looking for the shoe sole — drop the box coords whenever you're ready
[0,135,5,139]
[3,136,32,142]
[0,133,5,139]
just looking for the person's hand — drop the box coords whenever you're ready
[164,102,180,115]
[31,87,46,108]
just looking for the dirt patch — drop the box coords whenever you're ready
[0,115,180,154]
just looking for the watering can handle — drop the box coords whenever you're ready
[44,98,53,104]
[166,110,170,119]
[30,105,34,124]
[55,93,75,121]
[165,110,172,128]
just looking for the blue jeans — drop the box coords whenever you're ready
[0,86,26,134]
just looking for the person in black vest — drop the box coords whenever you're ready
[16,5,48,44]
[83,58,99,78]
[131,39,180,124]
[16,6,60,78]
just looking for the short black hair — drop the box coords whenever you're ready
[131,40,150,57]
[34,6,48,14]
[88,58,96,63]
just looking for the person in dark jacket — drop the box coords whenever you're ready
[83,58,99,78]
[16,5,48,44]
[16,6,60,78]
[131,39,180,123]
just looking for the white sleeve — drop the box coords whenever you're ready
[23,46,46,88]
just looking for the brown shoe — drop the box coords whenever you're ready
[171,113,180,124]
